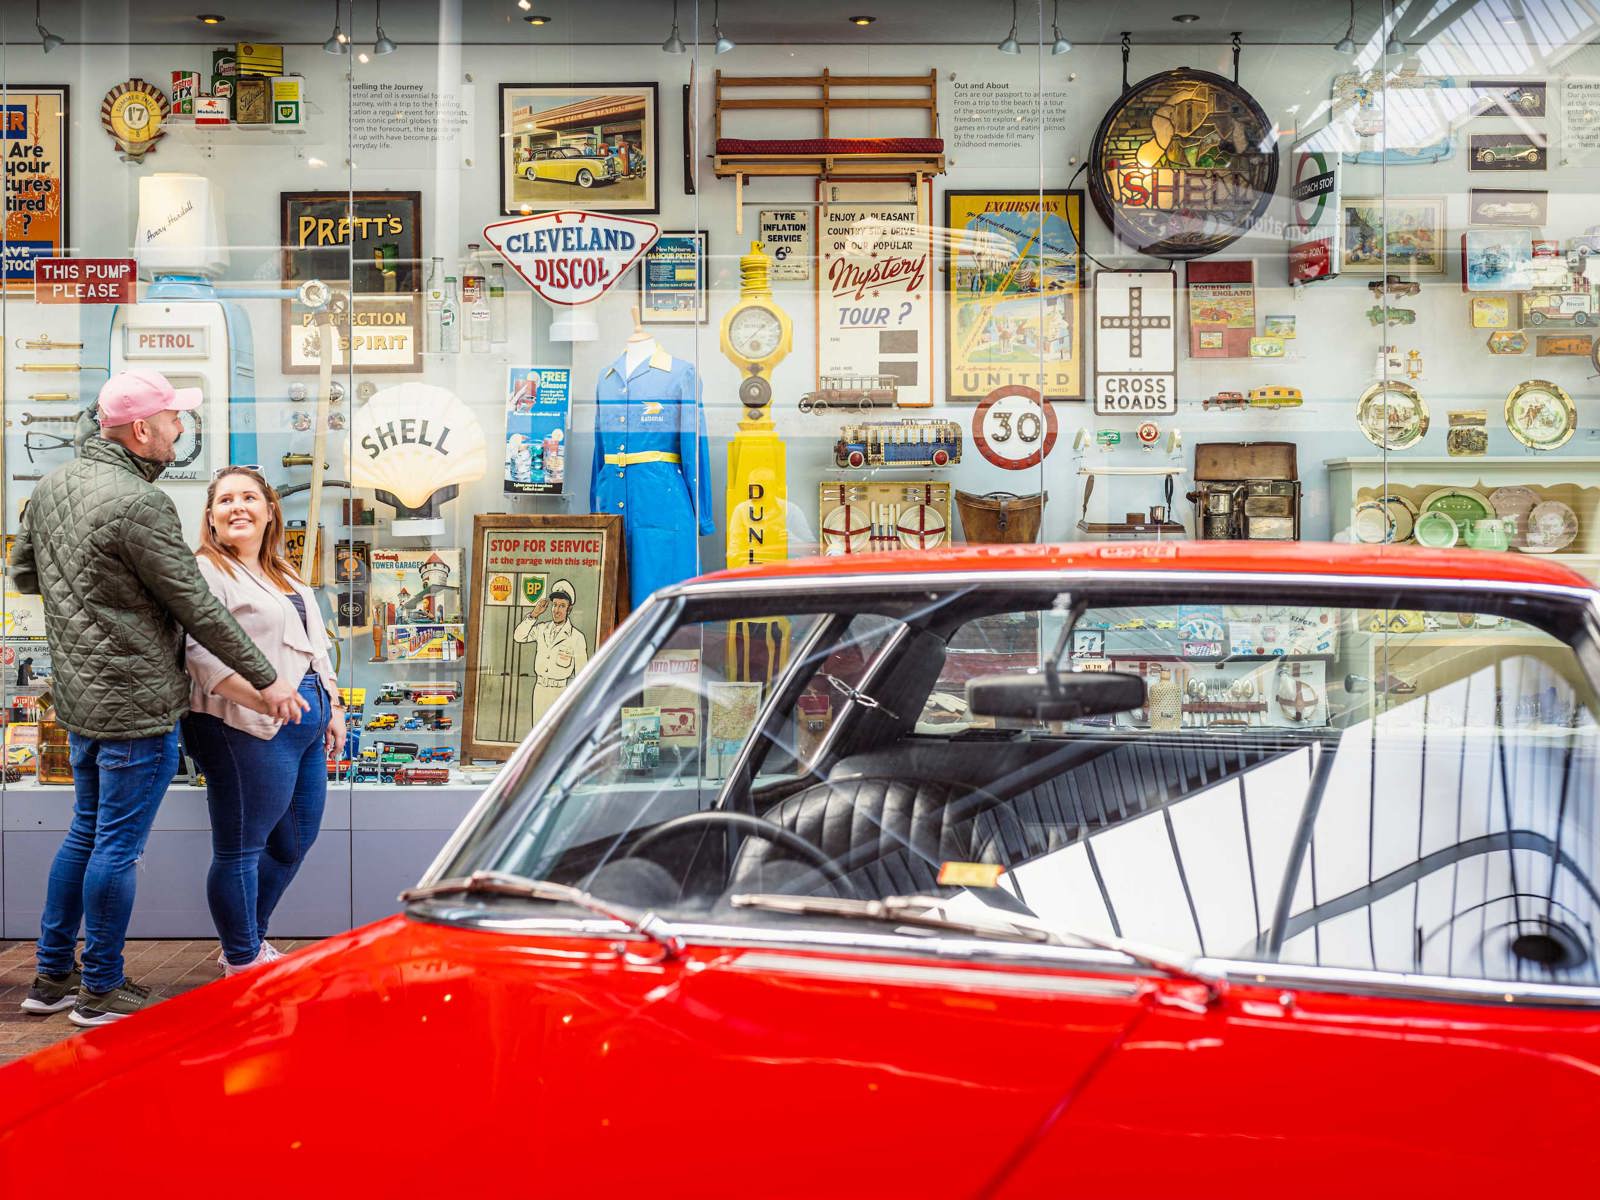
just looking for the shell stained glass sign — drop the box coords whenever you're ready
[1089,69,1278,260]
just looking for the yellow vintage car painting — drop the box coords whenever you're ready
[515,146,621,189]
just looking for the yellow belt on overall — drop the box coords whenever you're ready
[604,451,681,467]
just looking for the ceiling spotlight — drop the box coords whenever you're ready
[662,0,686,52]
[849,14,875,24]
[1333,0,1355,51]
[1171,12,1199,21]
[1385,0,1405,53]
[524,13,552,25]
[1050,0,1070,53]
[357,50,370,63]
[517,0,531,8]
[323,0,347,53]
[196,13,225,24]
[997,0,1020,54]
[373,0,396,53]
[35,0,62,52]
[714,0,735,53]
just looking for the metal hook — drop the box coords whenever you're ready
[1121,31,1132,92]
[1232,32,1242,83]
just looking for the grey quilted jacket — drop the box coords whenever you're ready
[11,432,277,740]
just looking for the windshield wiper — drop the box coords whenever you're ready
[729,892,1220,1002]
[402,870,684,960]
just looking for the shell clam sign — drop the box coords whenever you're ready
[482,210,660,307]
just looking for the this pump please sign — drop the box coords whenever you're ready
[483,210,659,307]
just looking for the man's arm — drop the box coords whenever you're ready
[10,505,38,595]
[119,491,278,690]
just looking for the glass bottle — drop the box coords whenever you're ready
[440,274,461,354]
[489,261,508,346]
[462,243,490,352]
[423,256,444,354]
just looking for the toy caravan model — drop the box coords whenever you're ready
[1248,386,1304,408]
[800,372,900,414]
[834,420,961,469]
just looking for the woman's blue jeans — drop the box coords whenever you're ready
[181,673,329,966]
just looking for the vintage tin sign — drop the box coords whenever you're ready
[3,87,70,292]
[1287,138,1342,284]
[1093,269,1177,415]
[971,385,1058,470]
[101,79,170,161]
[1088,68,1278,260]
[122,325,211,359]
[483,210,659,307]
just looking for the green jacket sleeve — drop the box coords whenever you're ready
[119,491,279,691]
[10,504,38,595]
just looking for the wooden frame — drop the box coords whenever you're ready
[462,514,626,761]
[280,190,423,373]
[5,86,70,296]
[1339,195,1447,276]
[498,83,661,216]
[713,69,944,233]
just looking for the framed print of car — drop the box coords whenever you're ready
[499,83,660,215]
[1340,195,1446,275]
[1468,188,1549,226]
[1469,132,1548,172]
[1469,79,1547,118]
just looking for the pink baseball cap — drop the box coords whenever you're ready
[97,368,203,426]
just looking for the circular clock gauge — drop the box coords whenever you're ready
[727,306,784,360]
[738,375,772,410]
[1505,379,1576,451]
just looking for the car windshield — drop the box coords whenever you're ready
[427,574,1600,991]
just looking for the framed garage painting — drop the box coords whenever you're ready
[499,83,660,216]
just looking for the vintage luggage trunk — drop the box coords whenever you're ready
[1187,441,1301,541]
[956,490,1046,544]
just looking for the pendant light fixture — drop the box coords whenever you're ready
[1333,0,1356,52]
[1384,0,1405,54]
[1050,0,1071,54]
[714,0,735,54]
[997,0,1020,54]
[35,0,63,53]
[323,0,349,54]
[662,0,686,53]
[373,0,396,55]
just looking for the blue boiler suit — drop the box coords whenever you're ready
[591,347,715,606]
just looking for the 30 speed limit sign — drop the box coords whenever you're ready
[972,384,1057,470]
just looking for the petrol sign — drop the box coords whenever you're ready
[483,210,659,307]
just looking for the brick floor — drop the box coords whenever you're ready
[0,938,319,1067]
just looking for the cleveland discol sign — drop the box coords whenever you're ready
[1089,68,1278,260]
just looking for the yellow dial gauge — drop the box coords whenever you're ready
[728,306,784,360]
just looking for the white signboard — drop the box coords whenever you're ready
[758,208,812,280]
[818,181,933,408]
[483,210,659,306]
[1560,77,1600,163]
[1093,269,1176,416]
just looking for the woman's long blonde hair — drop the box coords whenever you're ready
[196,466,304,591]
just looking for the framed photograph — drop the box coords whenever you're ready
[462,514,626,761]
[1469,187,1548,226]
[280,190,422,373]
[945,189,1084,401]
[5,85,70,294]
[1341,195,1447,275]
[1470,80,1546,118]
[1464,228,1534,291]
[1469,131,1548,172]
[499,83,660,216]
[638,230,708,324]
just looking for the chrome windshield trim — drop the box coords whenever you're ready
[1202,959,1600,1009]
[724,951,1140,998]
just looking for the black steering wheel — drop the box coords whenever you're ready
[624,811,859,899]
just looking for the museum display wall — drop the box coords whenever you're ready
[0,0,1593,933]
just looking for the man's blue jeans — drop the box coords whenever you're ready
[36,731,180,993]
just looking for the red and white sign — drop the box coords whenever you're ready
[33,258,136,305]
[1136,420,1160,444]
[972,384,1058,470]
[482,210,659,307]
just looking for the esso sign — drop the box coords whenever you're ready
[483,210,659,307]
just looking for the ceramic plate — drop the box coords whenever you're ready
[1382,493,1419,543]
[1356,381,1429,450]
[1351,501,1395,544]
[1523,500,1578,553]
[1414,509,1459,548]
[1505,380,1576,450]
[1489,485,1540,548]
[1420,487,1494,533]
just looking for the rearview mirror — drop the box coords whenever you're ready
[966,669,1146,722]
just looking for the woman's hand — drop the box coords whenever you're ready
[325,706,347,762]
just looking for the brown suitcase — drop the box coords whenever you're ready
[956,490,1046,544]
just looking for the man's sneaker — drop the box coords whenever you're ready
[258,941,284,962]
[69,978,151,1027]
[20,967,82,1014]
[218,942,279,977]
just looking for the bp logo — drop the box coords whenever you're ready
[520,574,547,606]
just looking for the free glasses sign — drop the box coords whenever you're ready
[483,210,659,307]
[1093,269,1177,415]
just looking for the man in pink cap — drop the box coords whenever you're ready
[12,369,308,1027]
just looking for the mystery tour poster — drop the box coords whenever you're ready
[280,190,422,372]
[5,87,68,292]
[504,366,570,496]
[463,515,624,760]
[945,189,1084,401]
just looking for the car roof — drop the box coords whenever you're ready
[697,541,1597,592]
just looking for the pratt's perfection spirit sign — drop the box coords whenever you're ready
[1088,68,1278,260]
[484,210,659,306]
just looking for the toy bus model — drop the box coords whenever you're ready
[394,766,452,785]
[834,420,962,468]
[799,372,900,414]
[1248,386,1304,408]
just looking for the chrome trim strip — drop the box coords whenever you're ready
[725,951,1139,998]
[1202,958,1600,1009]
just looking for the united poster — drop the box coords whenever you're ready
[945,190,1084,402]
[5,86,69,293]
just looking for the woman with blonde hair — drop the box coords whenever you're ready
[182,467,345,973]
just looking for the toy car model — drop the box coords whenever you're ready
[834,419,961,468]
[394,766,451,785]
[366,713,398,730]
[1366,274,1421,297]
[1569,227,1600,258]
[1248,385,1304,407]
[1475,141,1541,164]
[413,710,454,731]
[400,717,425,732]
[513,144,620,189]
[417,747,455,764]
[1203,390,1247,411]
[375,684,410,706]
[1523,291,1596,325]
[11,543,1600,1193]
[798,372,900,414]
[350,765,381,784]
[1364,304,1416,326]
[325,759,352,782]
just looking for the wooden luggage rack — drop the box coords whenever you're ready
[713,68,946,231]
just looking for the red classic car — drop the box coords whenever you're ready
[5,542,1600,1194]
